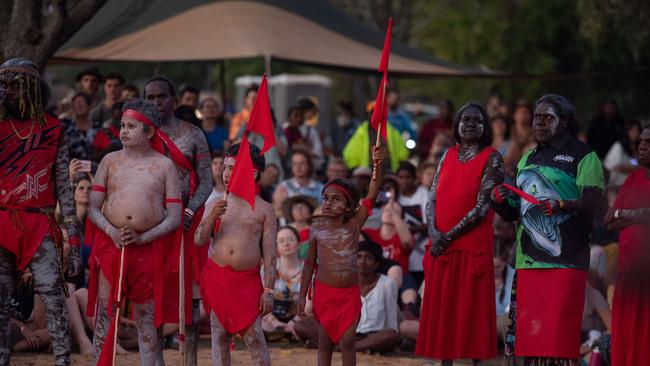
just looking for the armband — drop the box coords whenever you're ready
[361,198,373,216]
[492,186,504,203]
[91,184,106,193]
[263,287,275,294]
[165,198,182,206]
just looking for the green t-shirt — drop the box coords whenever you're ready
[510,134,604,270]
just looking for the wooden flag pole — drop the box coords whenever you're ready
[112,247,126,366]
[178,235,186,366]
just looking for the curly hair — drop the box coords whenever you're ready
[225,142,266,180]
[0,57,51,126]
[122,98,162,129]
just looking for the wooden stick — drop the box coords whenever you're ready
[179,234,186,366]
[112,247,126,366]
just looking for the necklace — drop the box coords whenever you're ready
[10,119,35,140]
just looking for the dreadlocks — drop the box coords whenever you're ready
[0,57,48,126]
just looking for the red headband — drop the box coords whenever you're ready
[123,109,155,128]
[325,183,353,201]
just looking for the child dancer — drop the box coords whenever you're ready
[298,147,384,366]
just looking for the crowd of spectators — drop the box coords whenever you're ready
[8,66,643,363]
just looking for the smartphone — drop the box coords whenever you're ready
[79,160,92,173]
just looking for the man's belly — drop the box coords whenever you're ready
[104,201,165,232]
[209,239,262,271]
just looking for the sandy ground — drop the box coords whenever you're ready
[11,339,508,366]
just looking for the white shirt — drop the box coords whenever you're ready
[356,275,399,334]
[603,141,635,187]
[400,186,429,272]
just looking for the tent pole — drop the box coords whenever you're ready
[264,54,272,76]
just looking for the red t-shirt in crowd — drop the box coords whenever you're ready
[363,228,409,272]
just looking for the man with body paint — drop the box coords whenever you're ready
[491,94,605,365]
[195,143,277,366]
[417,102,504,365]
[144,76,213,366]
[86,99,182,365]
[0,57,81,366]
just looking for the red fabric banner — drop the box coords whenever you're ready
[378,17,393,73]
[227,137,257,209]
[370,72,389,141]
[245,75,276,154]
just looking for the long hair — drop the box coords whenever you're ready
[0,57,50,126]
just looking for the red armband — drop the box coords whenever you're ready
[195,153,210,160]
[361,198,373,216]
[91,184,106,193]
[164,198,182,206]
[492,186,504,203]
[68,235,81,247]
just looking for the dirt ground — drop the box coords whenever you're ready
[11,339,508,366]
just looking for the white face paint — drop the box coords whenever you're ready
[543,105,560,136]
[458,114,485,140]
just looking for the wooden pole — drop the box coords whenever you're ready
[112,247,126,366]
[178,235,186,366]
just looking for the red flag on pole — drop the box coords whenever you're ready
[246,74,276,154]
[378,17,393,73]
[227,137,257,209]
[370,72,389,141]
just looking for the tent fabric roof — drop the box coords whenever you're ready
[54,0,495,77]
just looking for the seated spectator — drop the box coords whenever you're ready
[490,115,512,156]
[362,193,413,272]
[9,294,50,353]
[294,241,400,353]
[494,240,514,344]
[325,157,349,182]
[259,163,280,204]
[199,97,229,153]
[354,237,401,353]
[396,162,428,286]
[603,120,642,187]
[580,272,612,358]
[417,99,454,161]
[178,84,200,111]
[280,105,324,171]
[121,83,139,100]
[330,101,360,156]
[273,150,324,214]
[425,132,454,166]
[261,226,304,339]
[387,91,417,140]
[352,166,373,197]
[89,72,124,126]
[62,92,98,162]
[417,161,436,191]
[91,101,123,161]
[282,195,317,244]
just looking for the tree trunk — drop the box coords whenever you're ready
[0,0,107,71]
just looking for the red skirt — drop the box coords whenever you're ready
[416,249,496,360]
[201,259,262,335]
[312,279,361,344]
[514,268,586,359]
[611,272,650,365]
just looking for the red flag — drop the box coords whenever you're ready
[96,314,119,366]
[227,137,257,209]
[378,17,393,73]
[246,74,276,154]
[370,72,388,141]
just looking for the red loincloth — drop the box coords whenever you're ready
[312,279,361,344]
[611,169,650,365]
[86,225,179,327]
[514,268,586,359]
[0,210,51,270]
[416,250,496,360]
[200,259,262,335]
